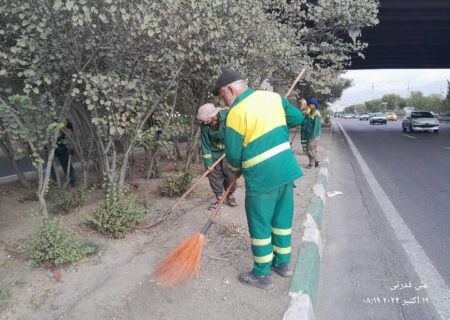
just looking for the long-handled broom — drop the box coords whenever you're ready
[153,175,238,287]
[288,68,306,145]
[153,69,307,287]
[146,154,226,229]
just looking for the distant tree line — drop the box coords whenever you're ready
[345,83,450,115]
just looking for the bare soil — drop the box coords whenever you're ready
[0,131,330,320]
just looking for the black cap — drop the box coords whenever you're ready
[212,69,242,95]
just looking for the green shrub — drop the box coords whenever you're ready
[51,189,86,213]
[21,217,98,267]
[87,183,146,239]
[160,172,193,197]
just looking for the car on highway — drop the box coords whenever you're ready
[402,111,439,133]
[359,113,370,121]
[385,112,398,121]
[369,112,387,125]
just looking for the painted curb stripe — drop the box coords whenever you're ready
[315,175,328,188]
[313,183,326,204]
[306,197,325,228]
[302,214,323,257]
[319,167,328,178]
[290,241,320,307]
[283,293,316,320]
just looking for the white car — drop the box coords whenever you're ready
[402,111,439,133]
[369,112,387,125]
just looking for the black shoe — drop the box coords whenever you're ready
[226,195,238,207]
[208,197,224,210]
[271,264,293,277]
[315,161,320,168]
[238,272,272,289]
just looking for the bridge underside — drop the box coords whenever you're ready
[349,0,450,69]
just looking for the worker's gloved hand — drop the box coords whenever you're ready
[207,166,214,174]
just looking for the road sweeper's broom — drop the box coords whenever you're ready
[153,175,238,287]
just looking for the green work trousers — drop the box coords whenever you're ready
[245,183,294,276]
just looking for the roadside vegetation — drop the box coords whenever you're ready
[0,0,379,269]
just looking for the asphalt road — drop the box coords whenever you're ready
[319,119,449,320]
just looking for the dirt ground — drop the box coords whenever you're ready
[0,130,331,320]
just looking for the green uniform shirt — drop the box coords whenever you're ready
[225,89,305,195]
[200,108,229,167]
[300,108,311,141]
[310,110,321,139]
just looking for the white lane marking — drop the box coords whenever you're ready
[338,122,450,320]
[444,147,450,150]
[402,134,416,139]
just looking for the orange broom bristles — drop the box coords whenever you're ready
[153,233,206,287]
[153,176,238,287]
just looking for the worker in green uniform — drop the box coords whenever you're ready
[213,69,305,289]
[197,103,237,209]
[305,98,321,168]
[50,119,76,187]
[299,99,311,155]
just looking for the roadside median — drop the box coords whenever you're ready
[283,154,330,320]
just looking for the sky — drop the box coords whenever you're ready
[331,69,450,111]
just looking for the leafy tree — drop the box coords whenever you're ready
[0,0,380,213]
[0,95,62,216]
[365,99,384,112]
[381,94,404,110]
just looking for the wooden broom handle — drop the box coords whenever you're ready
[201,175,239,234]
[285,68,306,98]
[168,154,225,213]
[146,154,226,229]
[286,68,306,145]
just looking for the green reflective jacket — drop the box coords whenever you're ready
[225,89,305,195]
[310,110,321,138]
[200,108,229,167]
[302,109,321,139]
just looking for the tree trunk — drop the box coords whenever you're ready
[11,158,32,189]
[185,126,200,171]
[35,161,48,218]
[118,66,183,191]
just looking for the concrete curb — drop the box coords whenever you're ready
[283,157,330,320]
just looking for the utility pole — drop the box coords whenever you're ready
[407,81,410,98]
[382,102,387,112]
